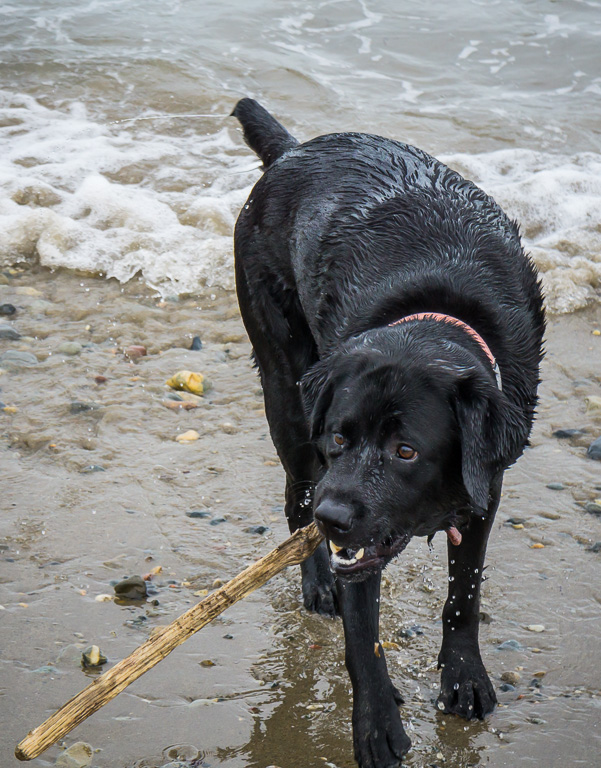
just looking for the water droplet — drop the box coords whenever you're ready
[450,560,455,565]
[455,610,460,616]
[449,576,455,582]
[454,683,459,690]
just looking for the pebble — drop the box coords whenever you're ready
[0,325,21,340]
[79,465,105,473]
[501,671,521,685]
[57,342,82,356]
[186,510,211,519]
[220,422,238,434]
[245,525,270,535]
[124,344,147,359]
[497,640,523,651]
[0,303,16,315]
[505,517,526,526]
[94,375,107,384]
[210,517,227,526]
[526,624,545,633]
[587,437,601,461]
[16,286,42,297]
[95,594,113,602]
[166,370,205,396]
[585,502,601,515]
[190,336,203,350]
[585,396,601,411]
[175,430,200,443]
[553,428,585,439]
[200,659,215,667]
[499,683,515,692]
[546,482,565,491]
[82,645,108,668]
[113,576,147,600]
[55,742,93,768]
[587,542,601,553]
[0,350,38,368]
[70,401,99,414]
[530,543,545,549]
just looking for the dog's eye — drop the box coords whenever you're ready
[333,433,345,446]
[396,444,417,460]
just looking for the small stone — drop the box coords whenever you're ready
[546,482,565,491]
[0,325,21,340]
[79,465,105,473]
[245,525,269,535]
[113,576,147,600]
[175,429,200,443]
[553,428,585,439]
[223,633,234,639]
[190,336,203,350]
[16,286,42,297]
[0,350,38,368]
[82,645,108,668]
[55,741,93,768]
[57,342,82,356]
[585,396,601,411]
[497,640,523,651]
[381,641,401,651]
[94,375,107,384]
[530,543,545,549]
[540,511,561,520]
[95,594,113,602]
[587,437,601,462]
[166,370,205,396]
[186,510,211,519]
[212,578,224,588]
[585,502,601,515]
[505,517,526,526]
[70,401,99,414]
[587,542,601,553]
[0,303,16,315]
[200,659,215,667]
[526,624,545,633]
[479,611,493,624]
[499,683,515,692]
[124,344,147,359]
[532,670,547,678]
[220,422,238,434]
[210,517,226,526]
[501,671,521,685]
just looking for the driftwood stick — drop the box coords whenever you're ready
[16,521,324,761]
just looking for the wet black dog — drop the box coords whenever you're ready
[232,98,544,767]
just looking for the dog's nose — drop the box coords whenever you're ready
[314,500,354,536]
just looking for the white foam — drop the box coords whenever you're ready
[1,91,600,312]
[0,91,256,295]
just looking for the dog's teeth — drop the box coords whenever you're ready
[355,548,365,560]
[330,541,343,554]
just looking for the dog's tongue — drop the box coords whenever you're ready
[446,526,462,546]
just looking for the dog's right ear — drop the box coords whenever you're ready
[299,360,335,440]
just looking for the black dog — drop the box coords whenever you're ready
[232,98,544,767]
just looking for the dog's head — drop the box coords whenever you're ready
[301,331,528,578]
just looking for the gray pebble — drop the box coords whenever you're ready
[245,525,270,535]
[546,482,565,491]
[210,517,227,526]
[55,741,93,768]
[0,350,38,368]
[70,401,99,414]
[553,428,585,439]
[0,325,20,340]
[186,510,211,519]
[585,502,601,515]
[113,576,147,600]
[587,542,601,553]
[190,336,203,350]
[497,640,523,651]
[0,303,16,315]
[57,341,82,356]
[79,465,105,474]
[587,437,601,461]
[499,683,515,692]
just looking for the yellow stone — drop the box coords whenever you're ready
[530,542,545,549]
[175,430,200,443]
[166,370,205,396]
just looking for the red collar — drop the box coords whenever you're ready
[389,312,501,388]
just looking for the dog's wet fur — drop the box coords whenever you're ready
[232,98,545,767]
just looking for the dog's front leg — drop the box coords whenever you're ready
[437,475,502,719]
[339,573,411,768]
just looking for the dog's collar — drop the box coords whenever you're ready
[389,312,502,389]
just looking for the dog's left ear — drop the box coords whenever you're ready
[454,373,529,515]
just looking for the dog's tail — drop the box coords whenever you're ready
[231,98,299,169]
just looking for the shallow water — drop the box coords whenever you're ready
[1,1,601,766]
[1,268,600,768]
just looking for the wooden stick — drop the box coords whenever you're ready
[16,522,324,761]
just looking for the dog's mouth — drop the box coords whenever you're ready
[328,533,411,576]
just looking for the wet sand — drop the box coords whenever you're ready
[1,266,600,768]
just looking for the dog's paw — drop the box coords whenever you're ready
[352,694,411,768]
[437,650,497,720]
[300,544,339,617]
